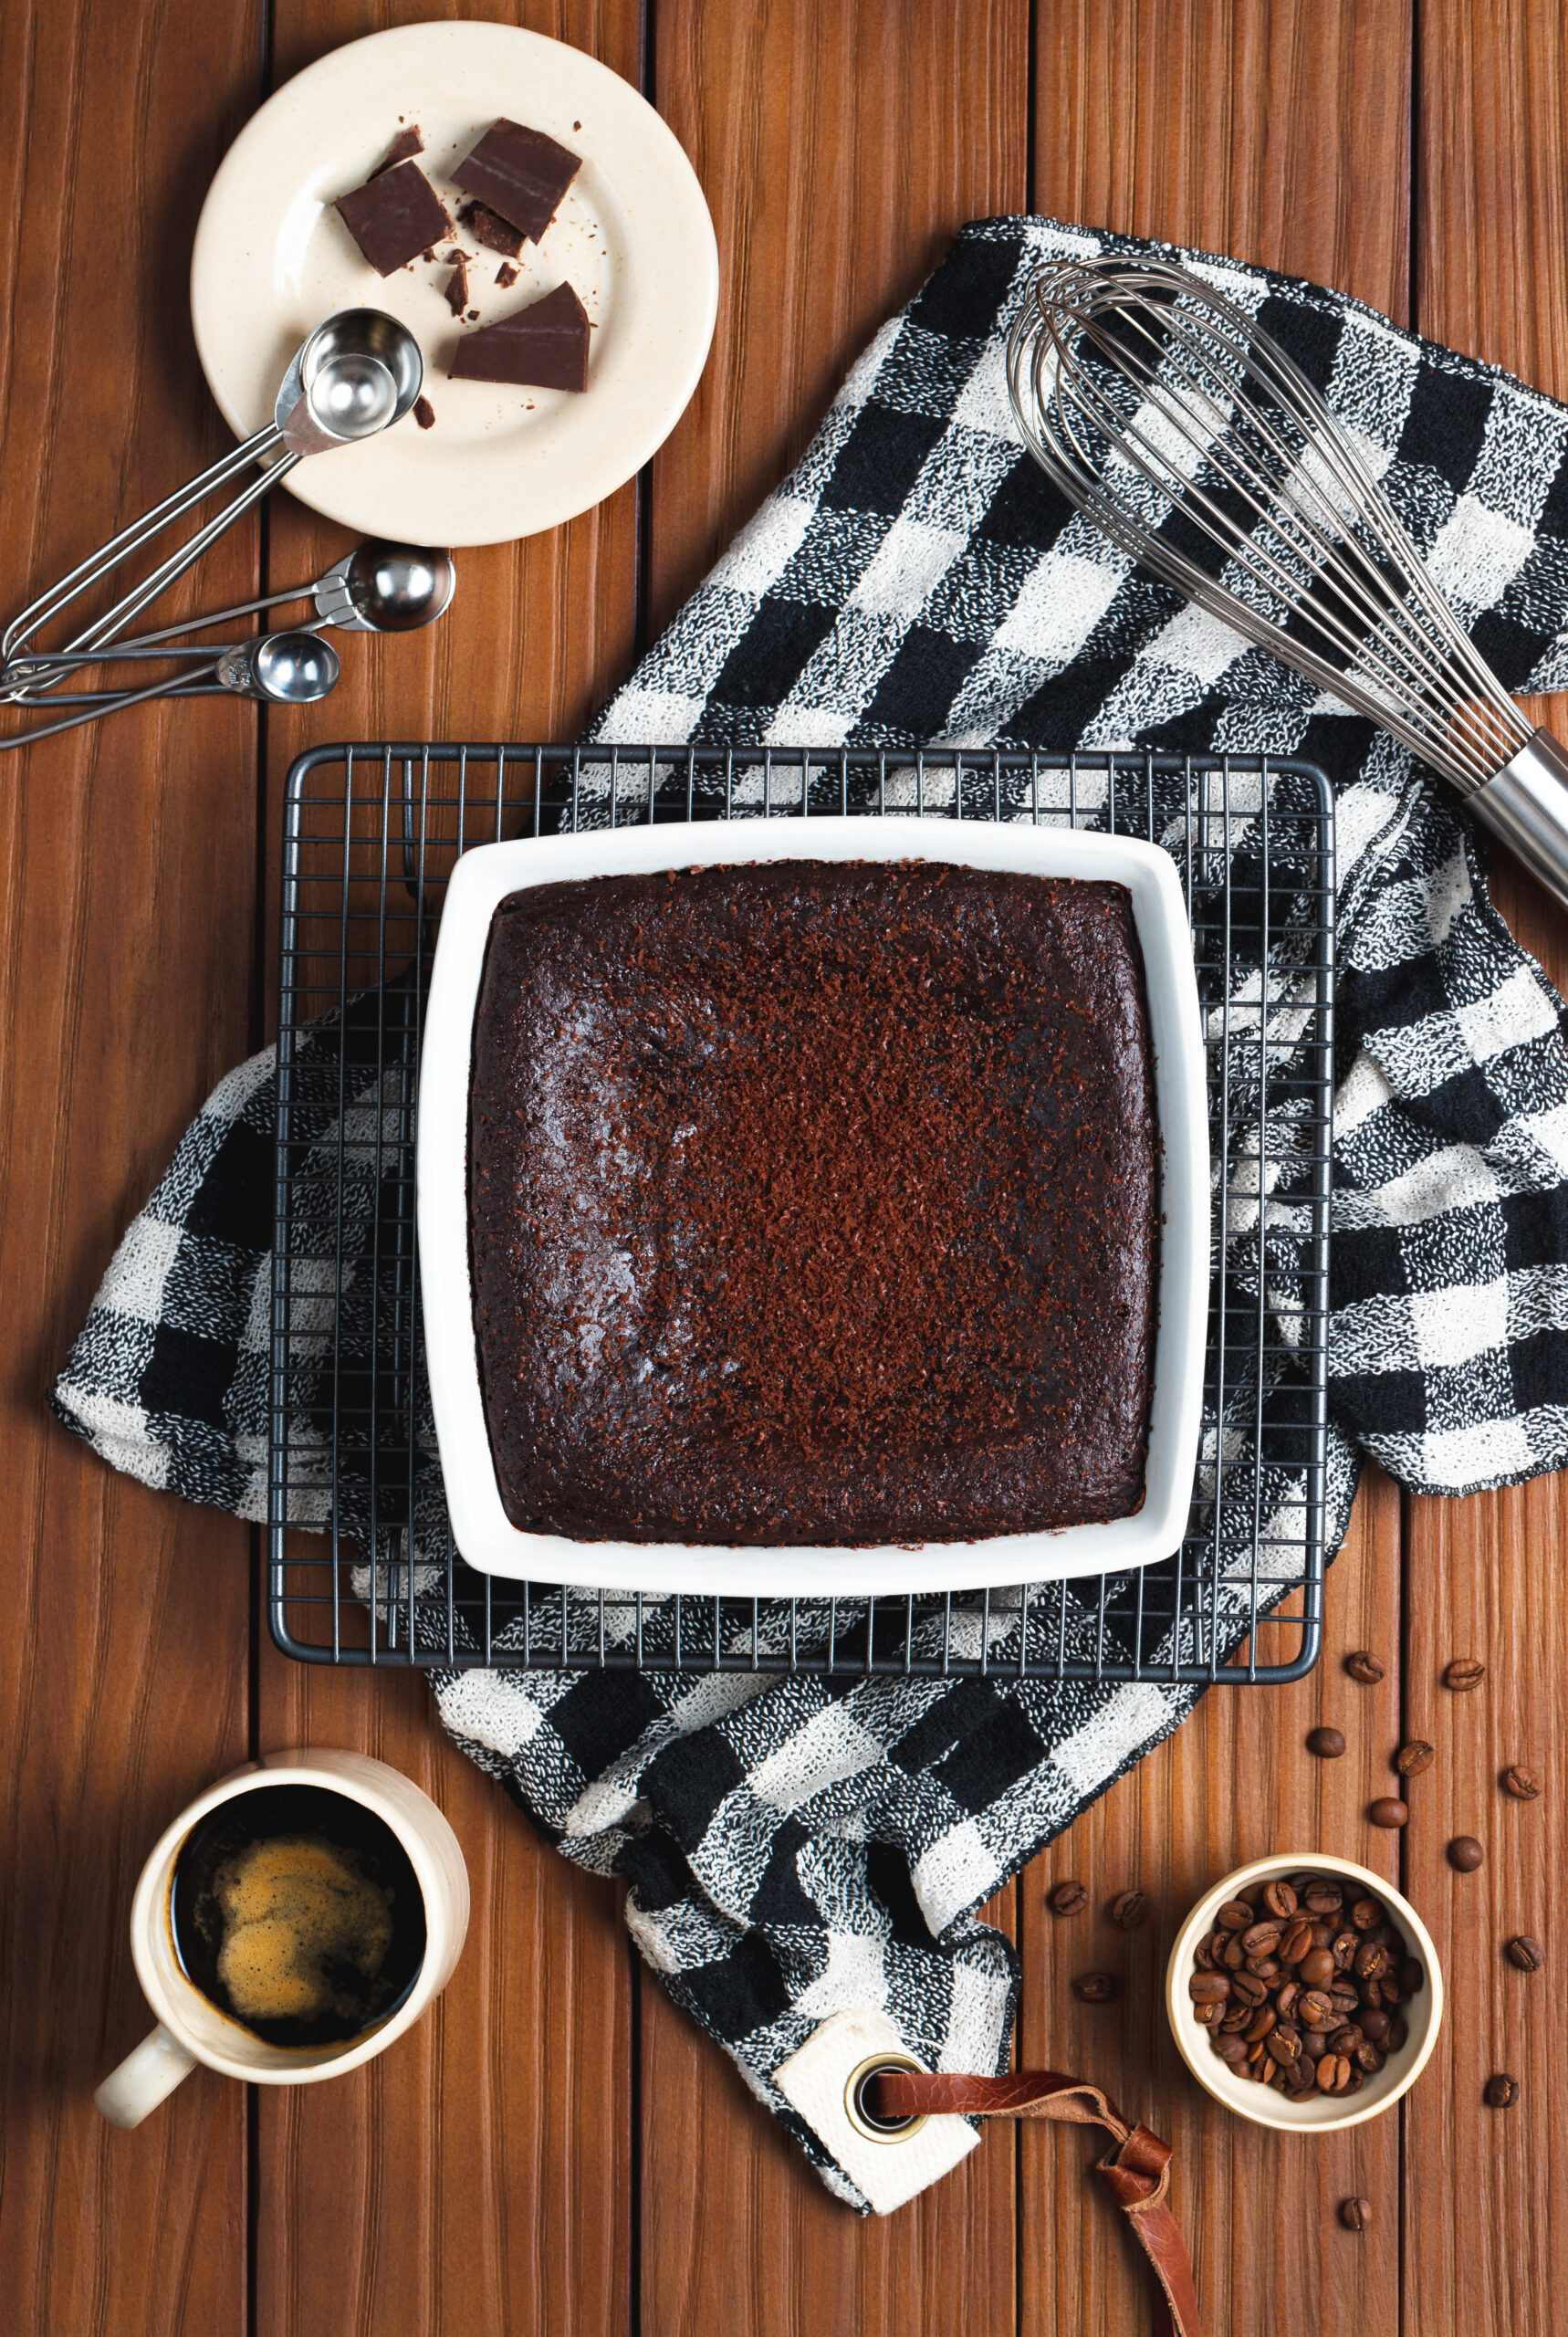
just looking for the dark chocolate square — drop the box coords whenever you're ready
[451,118,580,246]
[449,280,590,392]
[336,159,451,277]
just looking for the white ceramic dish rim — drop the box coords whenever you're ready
[1164,1851,1445,2132]
[189,22,719,546]
[416,816,1209,1594]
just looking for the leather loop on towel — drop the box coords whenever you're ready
[866,2069,1204,2337]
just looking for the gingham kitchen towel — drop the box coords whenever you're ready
[54,218,1568,2208]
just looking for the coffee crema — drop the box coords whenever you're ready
[170,1784,426,2049]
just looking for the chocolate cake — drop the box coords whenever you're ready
[467,860,1158,1545]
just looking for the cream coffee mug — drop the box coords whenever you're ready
[95,1747,470,2128]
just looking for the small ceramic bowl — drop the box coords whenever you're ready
[1165,1851,1443,2131]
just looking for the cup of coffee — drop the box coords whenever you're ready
[94,1747,469,2128]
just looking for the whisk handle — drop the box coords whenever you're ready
[1472,729,1568,917]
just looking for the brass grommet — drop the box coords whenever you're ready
[843,2052,928,2143]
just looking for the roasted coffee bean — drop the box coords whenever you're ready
[1386,2016,1408,2051]
[1189,1971,1229,2002]
[1444,1657,1485,1691]
[1360,2008,1391,2045]
[1221,1933,1248,1969]
[1310,1918,1337,1950]
[1193,1998,1225,2027]
[1280,1919,1314,1965]
[1484,2073,1519,2108]
[1325,2023,1360,2054]
[1506,1936,1543,1972]
[1397,1741,1435,1778]
[1345,1651,1385,1683]
[1399,1956,1425,1995]
[1216,1900,1254,1932]
[1358,1979,1385,2011]
[1049,1880,1089,1915]
[1244,2004,1277,2041]
[1350,1895,1384,1930]
[1355,2041,1385,2074]
[1448,1835,1485,1872]
[1274,1980,1301,2020]
[1306,1725,1346,1758]
[1241,1922,1283,1956]
[1261,1880,1298,1920]
[1232,1970,1268,2006]
[1073,1971,1119,2004]
[1368,1797,1409,1829]
[1300,1947,1336,1988]
[1219,2005,1250,2033]
[1109,1890,1149,1931]
[1245,1958,1282,1984]
[1213,2033,1249,2063]
[1303,1882,1344,1915]
[1355,1940,1388,1981]
[1299,1989,1336,2028]
[1193,1934,1217,1970]
[1332,1931,1359,1971]
[1317,2053,1353,2093]
[1266,2026,1301,2065]
[1340,2196,1373,2232]
[1503,1765,1541,1801]
[1247,2038,1268,2065]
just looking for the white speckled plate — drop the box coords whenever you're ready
[190,22,717,546]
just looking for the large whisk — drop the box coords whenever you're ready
[1007,255,1568,911]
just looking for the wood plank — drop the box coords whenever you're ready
[637,5,1028,2331]
[252,8,643,2334]
[0,0,265,2332]
[1408,7,1568,2330]
[1026,6,1412,2330]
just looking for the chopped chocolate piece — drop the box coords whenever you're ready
[336,160,451,277]
[444,252,470,316]
[495,261,518,288]
[371,124,424,177]
[459,199,526,258]
[466,309,480,321]
[452,118,580,246]
[413,395,435,431]
[449,279,591,392]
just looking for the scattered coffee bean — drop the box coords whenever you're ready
[1345,1651,1385,1683]
[1049,1880,1088,1915]
[1109,1890,1149,1930]
[1307,1725,1346,1758]
[1443,1657,1485,1691]
[1484,2073,1519,2108]
[1502,1765,1541,1802]
[1368,1797,1409,1829]
[1448,1835,1484,1872]
[1396,1741,1435,1777]
[1506,1935,1543,1972]
[1340,2196,1373,2232]
[1074,1971,1119,2004]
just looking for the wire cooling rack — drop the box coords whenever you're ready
[270,743,1334,1682]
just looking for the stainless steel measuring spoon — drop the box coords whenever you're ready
[1,312,424,699]
[0,629,344,749]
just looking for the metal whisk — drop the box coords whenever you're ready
[1007,254,1568,911]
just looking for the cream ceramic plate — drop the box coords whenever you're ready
[190,23,718,545]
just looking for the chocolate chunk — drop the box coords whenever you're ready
[451,118,580,246]
[371,125,424,177]
[449,280,591,392]
[495,261,519,288]
[336,160,451,277]
[444,253,470,316]
[459,199,526,259]
[413,395,435,431]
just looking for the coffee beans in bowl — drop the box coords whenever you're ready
[1166,1854,1443,2130]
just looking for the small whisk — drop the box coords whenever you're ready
[1007,255,1568,911]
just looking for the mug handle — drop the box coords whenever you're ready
[94,2024,199,2128]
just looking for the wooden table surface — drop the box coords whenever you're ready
[4,2,1565,2330]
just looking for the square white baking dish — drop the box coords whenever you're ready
[417,815,1209,1595]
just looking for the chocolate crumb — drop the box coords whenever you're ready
[495,261,519,288]
[459,197,526,258]
[371,124,424,176]
[444,252,470,316]
[413,395,435,430]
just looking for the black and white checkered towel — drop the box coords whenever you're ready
[53,218,1568,2207]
